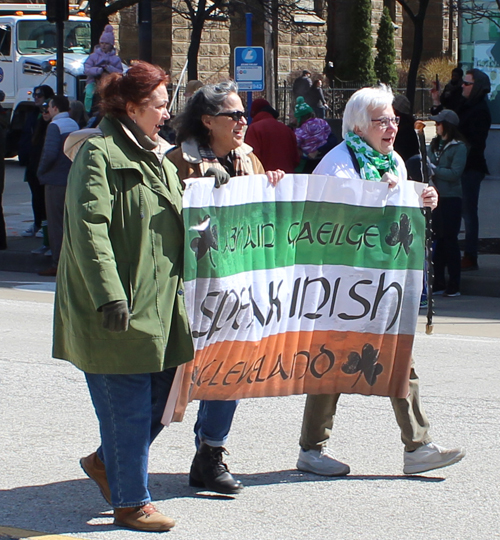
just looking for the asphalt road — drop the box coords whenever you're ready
[1,272,499,540]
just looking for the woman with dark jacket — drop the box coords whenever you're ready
[456,69,491,271]
[305,79,328,119]
[54,61,193,532]
[168,81,283,497]
[428,109,468,297]
[18,84,54,237]
[431,68,491,271]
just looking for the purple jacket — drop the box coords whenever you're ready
[84,46,123,84]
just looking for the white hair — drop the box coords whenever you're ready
[342,84,394,138]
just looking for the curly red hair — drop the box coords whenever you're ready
[98,61,170,117]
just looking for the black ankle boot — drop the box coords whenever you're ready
[189,442,243,494]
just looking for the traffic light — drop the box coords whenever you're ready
[46,0,69,23]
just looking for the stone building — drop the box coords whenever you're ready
[0,0,458,86]
[114,0,457,86]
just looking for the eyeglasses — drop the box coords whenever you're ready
[41,102,49,113]
[215,110,246,122]
[371,116,400,128]
[462,81,473,86]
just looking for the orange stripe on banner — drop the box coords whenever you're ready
[174,330,413,417]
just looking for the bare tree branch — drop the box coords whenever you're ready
[451,0,500,30]
[396,0,417,22]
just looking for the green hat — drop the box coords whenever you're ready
[294,96,314,121]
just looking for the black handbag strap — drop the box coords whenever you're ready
[346,144,361,175]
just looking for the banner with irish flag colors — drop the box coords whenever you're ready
[174,173,426,414]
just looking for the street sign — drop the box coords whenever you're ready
[234,46,265,91]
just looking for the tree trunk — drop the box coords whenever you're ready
[187,17,204,80]
[405,12,425,109]
[397,0,430,111]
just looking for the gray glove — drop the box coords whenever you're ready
[205,167,230,188]
[101,300,130,332]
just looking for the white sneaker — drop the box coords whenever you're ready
[31,245,50,255]
[403,442,465,475]
[297,448,350,477]
[22,224,40,237]
[35,229,44,238]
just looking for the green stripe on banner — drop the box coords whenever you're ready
[184,200,425,281]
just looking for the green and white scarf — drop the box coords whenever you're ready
[345,131,398,181]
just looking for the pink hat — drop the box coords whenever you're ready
[100,25,115,46]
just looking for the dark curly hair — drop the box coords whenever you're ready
[173,80,239,147]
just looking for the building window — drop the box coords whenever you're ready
[460,0,500,122]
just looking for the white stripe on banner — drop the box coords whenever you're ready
[184,174,426,210]
[185,264,422,351]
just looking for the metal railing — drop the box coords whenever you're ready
[167,82,434,121]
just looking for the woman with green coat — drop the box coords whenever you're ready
[53,61,193,532]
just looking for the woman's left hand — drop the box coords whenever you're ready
[266,169,285,186]
[381,172,399,188]
[422,185,439,210]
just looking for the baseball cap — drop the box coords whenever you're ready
[430,109,459,126]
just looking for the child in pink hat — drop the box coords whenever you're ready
[84,25,123,114]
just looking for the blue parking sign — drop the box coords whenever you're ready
[234,47,265,91]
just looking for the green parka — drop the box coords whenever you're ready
[53,116,193,374]
[427,138,468,199]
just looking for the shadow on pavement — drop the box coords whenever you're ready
[1,471,444,534]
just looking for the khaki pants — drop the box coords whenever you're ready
[299,367,432,453]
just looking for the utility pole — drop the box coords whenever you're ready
[263,0,276,107]
[46,0,69,96]
[138,0,153,63]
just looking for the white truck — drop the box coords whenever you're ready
[0,3,91,154]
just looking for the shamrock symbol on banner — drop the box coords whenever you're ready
[190,214,218,267]
[341,343,383,388]
[385,213,413,258]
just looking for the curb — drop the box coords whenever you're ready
[0,237,53,274]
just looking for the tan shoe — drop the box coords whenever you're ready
[114,503,175,532]
[80,452,111,505]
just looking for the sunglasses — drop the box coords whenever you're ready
[462,81,473,86]
[41,102,50,113]
[215,110,246,122]
[34,92,44,98]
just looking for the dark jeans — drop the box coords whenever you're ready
[44,184,66,265]
[85,367,176,508]
[432,197,462,291]
[461,169,485,258]
[0,160,6,250]
[25,168,46,229]
[194,400,238,448]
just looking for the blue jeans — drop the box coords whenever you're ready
[194,400,238,448]
[461,169,485,258]
[85,368,176,508]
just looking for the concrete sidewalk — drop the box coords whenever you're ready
[1,159,499,296]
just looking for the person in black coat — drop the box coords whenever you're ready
[393,94,419,163]
[456,69,491,271]
[18,84,55,236]
[431,68,464,113]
